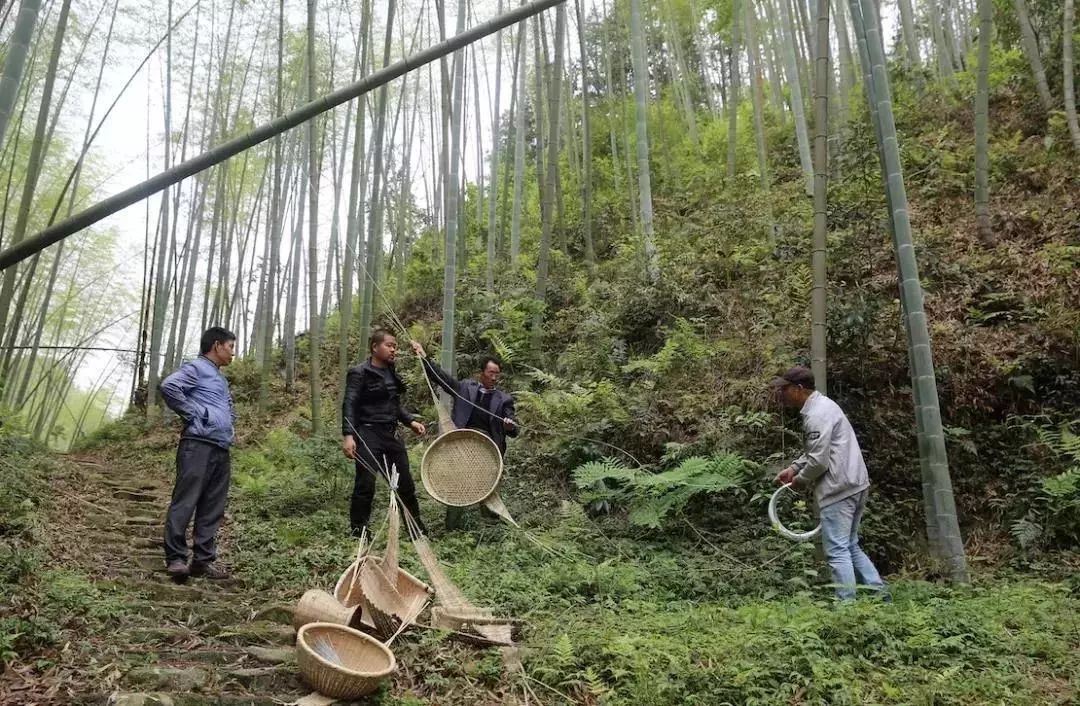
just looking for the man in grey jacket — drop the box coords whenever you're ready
[771,366,888,600]
[159,327,237,580]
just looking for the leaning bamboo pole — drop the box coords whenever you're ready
[0,0,567,272]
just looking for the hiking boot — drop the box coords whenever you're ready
[166,559,189,577]
[189,561,229,580]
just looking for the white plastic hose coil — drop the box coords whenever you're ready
[768,483,821,542]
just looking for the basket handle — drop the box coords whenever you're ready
[418,357,456,432]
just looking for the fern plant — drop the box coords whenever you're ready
[571,453,754,528]
[1013,420,1080,549]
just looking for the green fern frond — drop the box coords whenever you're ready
[571,457,639,488]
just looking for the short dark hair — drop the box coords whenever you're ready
[369,328,395,353]
[200,326,236,354]
[769,365,816,390]
[480,356,502,372]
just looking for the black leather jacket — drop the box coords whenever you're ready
[341,360,416,436]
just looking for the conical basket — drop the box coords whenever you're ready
[296,622,396,699]
[421,428,503,506]
[293,589,364,632]
[333,559,370,609]
[358,556,433,639]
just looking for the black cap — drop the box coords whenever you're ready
[769,365,816,390]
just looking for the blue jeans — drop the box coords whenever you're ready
[819,490,886,600]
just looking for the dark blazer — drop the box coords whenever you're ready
[421,357,518,455]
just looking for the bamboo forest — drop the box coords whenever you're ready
[1,0,1078,701]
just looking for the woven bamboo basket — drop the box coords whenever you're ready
[421,428,503,507]
[296,622,396,699]
[293,589,364,632]
[333,559,370,609]
[358,557,432,639]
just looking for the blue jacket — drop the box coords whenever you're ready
[421,357,518,455]
[159,355,236,449]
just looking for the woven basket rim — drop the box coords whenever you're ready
[420,428,503,506]
[335,556,434,599]
[296,622,397,678]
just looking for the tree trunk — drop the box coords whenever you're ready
[486,0,504,291]
[773,0,814,194]
[441,0,468,377]
[361,0,398,340]
[810,0,830,391]
[745,0,775,246]
[852,0,969,583]
[897,0,919,67]
[510,17,527,266]
[974,0,994,243]
[574,0,595,265]
[1063,0,1080,150]
[0,0,40,156]
[306,0,323,434]
[629,0,659,282]
[533,4,566,342]
[0,0,73,379]
[727,0,741,179]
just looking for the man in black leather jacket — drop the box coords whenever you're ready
[341,329,427,537]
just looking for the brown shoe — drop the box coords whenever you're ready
[166,559,189,577]
[189,561,229,580]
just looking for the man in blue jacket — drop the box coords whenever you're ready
[410,341,518,529]
[159,327,237,580]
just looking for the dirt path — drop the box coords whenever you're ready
[16,451,307,705]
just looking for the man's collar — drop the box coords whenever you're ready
[800,391,821,413]
[362,358,394,373]
[198,354,220,369]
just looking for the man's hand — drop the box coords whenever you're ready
[774,466,797,486]
[502,417,516,430]
[342,435,357,460]
[410,420,427,436]
[410,341,427,358]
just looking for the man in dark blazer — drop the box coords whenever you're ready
[410,341,518,528]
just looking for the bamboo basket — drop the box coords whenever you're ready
[296,622,396,699]
[421,427,503,506]
[333,559,370,609]
[293,589,364,632]
[358,556,432,639]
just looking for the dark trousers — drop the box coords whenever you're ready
[350,424,423,535]
[164,439,231,564]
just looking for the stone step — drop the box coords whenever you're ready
[121,626,200,646]
[243,646,296,665]
[125,666,210,692]
[126,601,249,625]
[124,649,248,667]
[115,489,163,503]
[217,665,299,692]
[108,693,288,706]
[117,577,245,602]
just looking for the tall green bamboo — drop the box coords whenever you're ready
[306,0,323,434]
[0,0,40,156]
[727,0,741,180]
[810,0,829,392]
[853,0,969,583]
[533,3,566,343]
[441,0,468,378]
[1063,0,1080,151]
[629,0,659,281]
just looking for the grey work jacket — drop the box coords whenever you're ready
[791,392,870,508]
